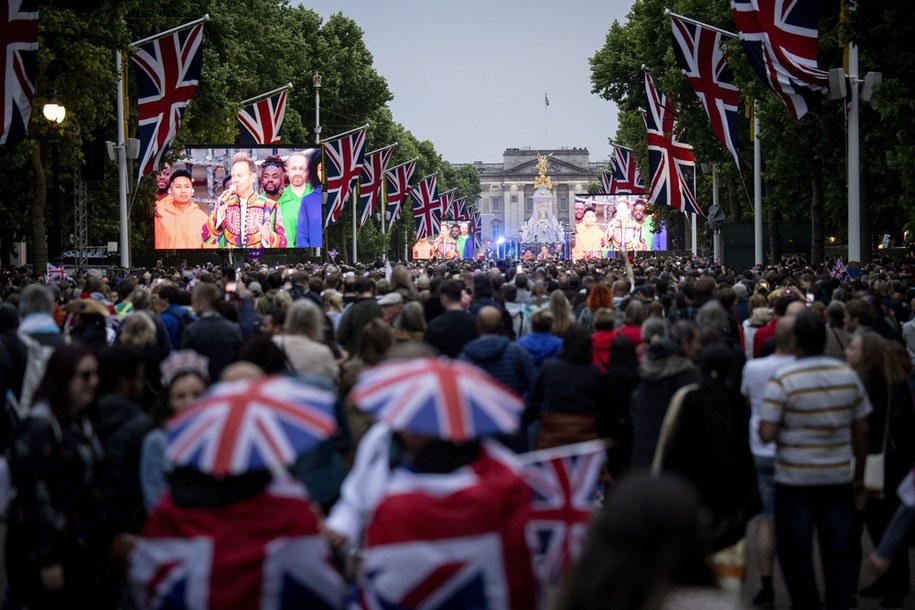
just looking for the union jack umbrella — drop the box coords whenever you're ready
[351,357,523,442]
[358,143,396,228]
[131,20,205,181]
[410,174,440,242]
[384,158,416,223]
[166,375,338,476]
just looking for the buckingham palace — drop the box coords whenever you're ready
[456,148,606,248]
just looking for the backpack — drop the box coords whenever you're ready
[162,308,194,347]
[12,332,56,419]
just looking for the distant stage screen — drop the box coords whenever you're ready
[570,194,667,260]
[411,220,476,261]
[152,146,322,250]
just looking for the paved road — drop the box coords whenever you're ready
[741,519,915,609]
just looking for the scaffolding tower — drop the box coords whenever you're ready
[73,169,88,276]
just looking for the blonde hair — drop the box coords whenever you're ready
[285,299,323,340]
[549,290,574,337]
[119,313,156,350]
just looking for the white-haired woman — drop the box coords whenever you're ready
[274,299,338,385]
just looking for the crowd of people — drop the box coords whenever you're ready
[1,251,915,609]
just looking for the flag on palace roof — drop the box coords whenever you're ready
[131,20,205,181]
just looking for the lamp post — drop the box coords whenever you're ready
[313,73,322,142]
[43,95,66,260]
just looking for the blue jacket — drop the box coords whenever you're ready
[459,334,536,396]
[517,332,563,368]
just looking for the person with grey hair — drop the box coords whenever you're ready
[825,300,851,361]
[640,316,668,346]
[670,319,703,362]
[696,300,734,346]
[11,285,68,413]
[273,299,338,384]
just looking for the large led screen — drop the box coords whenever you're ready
[152,146,322,250]
[571,194,667,260]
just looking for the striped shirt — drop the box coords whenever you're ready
[759,356,872,486]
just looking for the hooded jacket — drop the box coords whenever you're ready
[517,332,563,369]
[459,334,536,396]
[629,339,700,469]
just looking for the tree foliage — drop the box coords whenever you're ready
[588,0,909,263]
[1,0,468,270]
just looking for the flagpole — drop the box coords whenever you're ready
[712,163,721,263]
[754,103,763,265]
[325,124,369,142]
[116,50,130,269]
[848,42,861,264]
[131,14,210,47]
[662,9,737,39]
[118,14,210,270]
[353,182,358,263]
[240,82,293,106]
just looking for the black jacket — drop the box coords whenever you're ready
[181,313,244,380]
[629,339,700,469]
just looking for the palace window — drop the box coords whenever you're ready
[491,197,501,212]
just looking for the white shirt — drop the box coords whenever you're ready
[741,354,795,457]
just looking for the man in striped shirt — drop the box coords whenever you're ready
[759,312,871,610]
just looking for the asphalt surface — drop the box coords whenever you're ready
[741,519,915,609]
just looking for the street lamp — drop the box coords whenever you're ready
[43,94,66,258]
[42,95,66,124]
[312,72,322,142]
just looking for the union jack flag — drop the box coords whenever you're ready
[45,263,66,282]
[730,0,828,120]
[358,144,396,228]
[130,481,343,609]
[131,21,205,181]
[644,71,703,216]
[439,188,456,220]
[411,174,440,241]
[600,170,614,195]
[1,0,38,146]
[237,89,288,145]
[521,440,606,586]
[384,158,416,223]
[359,444,537,609]
[670,15,741,167]
[322,127,366,228]
[453,196,468,221]
[609,144,645,195]
[831,256,848,281]
[472,206,482,253]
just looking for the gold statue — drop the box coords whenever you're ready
[533,151,553,191]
